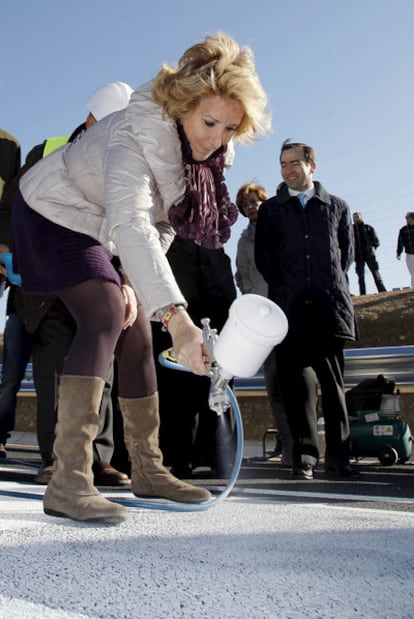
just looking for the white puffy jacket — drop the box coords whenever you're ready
[20,82,190,318]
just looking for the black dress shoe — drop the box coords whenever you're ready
[92,461,130,486]
[325,463,361,478]
[291,464,314,480]
[34,460,55,484]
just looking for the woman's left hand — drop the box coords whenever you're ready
[121,284,138,328]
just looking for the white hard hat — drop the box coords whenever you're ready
[86,81,133,121]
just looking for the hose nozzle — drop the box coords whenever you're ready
[201,318,232,415]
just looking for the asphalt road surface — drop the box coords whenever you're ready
[0,437,413,618]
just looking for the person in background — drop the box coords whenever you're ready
[396,212,414,287]
[0,129,25,458]
[235,182,268,296]
[0,83,133,488]
[153,232,237,479]
[352,212,386,295]
[0,129,20,197]
[0,288,32,460]
[255,140,359,480]
[235,182,293,465]
[11,32,271,524]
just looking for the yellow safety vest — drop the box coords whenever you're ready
[43,135,70,158]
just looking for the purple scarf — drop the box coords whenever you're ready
[168,121,238,250]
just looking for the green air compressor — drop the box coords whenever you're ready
[349,407,412,465]
[346,376,413,466]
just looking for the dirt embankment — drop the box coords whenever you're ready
[350,289,414,348]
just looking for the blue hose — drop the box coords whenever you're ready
[0,357,244,513]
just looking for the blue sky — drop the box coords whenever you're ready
[1,0,414,328]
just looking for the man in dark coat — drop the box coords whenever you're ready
[255,140,359,479]
[352,212,386,295]
[0,129,20,199]
[396,212,414,288]
[0,130,22,458]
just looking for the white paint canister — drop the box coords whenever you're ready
[213,294,288,378]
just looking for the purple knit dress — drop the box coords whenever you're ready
[12,191,121,294]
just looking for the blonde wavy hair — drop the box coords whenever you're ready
[151,32,271,144]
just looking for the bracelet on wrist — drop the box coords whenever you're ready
[158,304,186,331]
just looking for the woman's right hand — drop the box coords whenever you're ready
[167,310,210,376]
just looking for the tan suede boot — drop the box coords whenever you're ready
[119,393,211,504]
[44,375,127,524]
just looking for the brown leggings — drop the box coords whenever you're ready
[58,279,157,398]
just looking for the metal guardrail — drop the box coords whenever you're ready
[342,346,414,389]
[3,346,414,395]
[234,345,414,393]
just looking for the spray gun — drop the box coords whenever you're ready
[201,317,233,415]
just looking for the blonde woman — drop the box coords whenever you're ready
[12,32,271,524]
